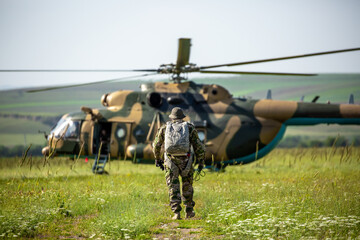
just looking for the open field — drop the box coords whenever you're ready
[0,147,359,239]
[0,134,45,147]
[0,117,50,146]
[0,117,50,134]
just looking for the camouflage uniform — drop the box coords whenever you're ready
[153,119,205,214]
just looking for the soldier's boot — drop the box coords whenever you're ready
[185,210,195,219]
[172,212,181,220]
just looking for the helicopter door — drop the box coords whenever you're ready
[92,123,112,155]
[110,121,133,158]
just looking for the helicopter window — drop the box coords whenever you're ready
[117,128,126,138]
[64,121,80,139]
[50,118,67,138]
[135,128,145,137]
[50,118,80,139]
[197,130,206,143]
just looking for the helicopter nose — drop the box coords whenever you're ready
[42,146,50,156]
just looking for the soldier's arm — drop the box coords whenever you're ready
[152,125,166,160]
[189,124,205,166]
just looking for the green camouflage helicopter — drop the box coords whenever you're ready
[2,38,360,172]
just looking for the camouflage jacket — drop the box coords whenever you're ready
[152,120,205,165]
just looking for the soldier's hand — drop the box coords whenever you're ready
[194,163,205,181]
[155,159,165,171]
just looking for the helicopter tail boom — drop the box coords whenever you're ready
[253,99,360,125]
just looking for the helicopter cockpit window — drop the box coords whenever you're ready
[50,118,80,139]
[64,121,80,139]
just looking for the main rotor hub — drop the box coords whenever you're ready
[158,63,199,83]
[171,73,187,83]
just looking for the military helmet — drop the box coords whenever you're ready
[169,107,186,119]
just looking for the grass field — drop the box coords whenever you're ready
[0,134,46,147]
[0,147,359,239]
[0,117,50,146]
[0,118,50,134]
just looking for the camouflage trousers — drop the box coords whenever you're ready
[164,155,195,213]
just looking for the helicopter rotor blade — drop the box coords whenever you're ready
[199,47,360,70]
[199,70,316,76]
[176,38,191,69]
[0,69,158,72]
[26,73,158,93]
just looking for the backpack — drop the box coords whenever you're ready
[164,121,190,155]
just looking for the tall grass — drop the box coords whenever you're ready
[0,147,359,239]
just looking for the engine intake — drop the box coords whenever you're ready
[147,92,162,107]
[101,93,109,106]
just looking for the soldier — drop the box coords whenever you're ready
[153,107,205,220]
[99,129,110,154]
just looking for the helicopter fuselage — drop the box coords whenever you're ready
[44,81,360,166]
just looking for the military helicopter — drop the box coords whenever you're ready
[2,38,360,172]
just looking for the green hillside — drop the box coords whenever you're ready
[0,117,50,134]
[0,133,46,147]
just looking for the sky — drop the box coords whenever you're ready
[0,0,360,90]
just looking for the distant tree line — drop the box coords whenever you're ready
[0,145,43,157]
[278,136,360,148]
[0,113,61,127]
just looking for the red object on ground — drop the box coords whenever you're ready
[85,157,88,163]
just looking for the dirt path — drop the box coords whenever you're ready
[152,221,203,240]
